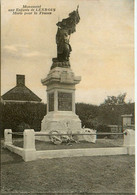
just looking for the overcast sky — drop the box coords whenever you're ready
[1,0,134,105]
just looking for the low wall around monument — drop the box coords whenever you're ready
[4,129,135,162]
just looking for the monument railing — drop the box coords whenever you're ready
[7,132,127,136]
[4,129,135,162]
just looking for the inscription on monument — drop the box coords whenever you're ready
[48,93,54,111]
[58,92,72,111]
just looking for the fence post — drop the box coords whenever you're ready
[123,129,135,155]
[23,129,36,162]
[4,129,12,147]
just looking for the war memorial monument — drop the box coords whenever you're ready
[39,7,82,138]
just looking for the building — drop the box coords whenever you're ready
[1,75,42,103]
[1,75,46,133]
[121,114,135,130]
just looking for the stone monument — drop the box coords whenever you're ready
[40,7,82,138]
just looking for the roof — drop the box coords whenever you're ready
[121,114,132,118]
[2,85,42,102]
[1,75,42,102]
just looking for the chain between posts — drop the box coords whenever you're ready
[35,132,127,136]
[8,132,127,136]
[7,132,23,135]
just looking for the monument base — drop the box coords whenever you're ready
[36,111,82,142]
[38,65,82,142]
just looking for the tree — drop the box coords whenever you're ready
[102,93,127,105]
[0,102,47,137]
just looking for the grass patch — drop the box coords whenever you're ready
[12,138,123,150]
[1,139,134,194]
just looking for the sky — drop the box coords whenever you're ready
[1,0,134,105]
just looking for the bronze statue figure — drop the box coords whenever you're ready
[55,6,80,63]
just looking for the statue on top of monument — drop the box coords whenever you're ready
[53,6,80,64]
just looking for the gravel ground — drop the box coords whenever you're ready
[1,139,135,194]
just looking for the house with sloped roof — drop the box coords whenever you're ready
[1,75,42,103]
[1,75,46,134]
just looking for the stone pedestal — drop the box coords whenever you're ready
[39,65,82,141]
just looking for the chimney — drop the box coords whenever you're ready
[16,75,25,86]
